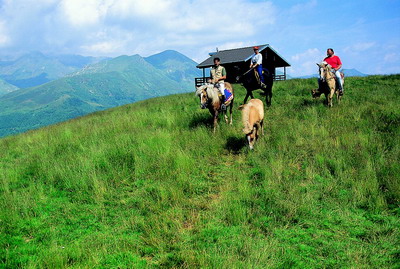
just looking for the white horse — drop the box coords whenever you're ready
[195,82,234,133]
[312,61,345,107]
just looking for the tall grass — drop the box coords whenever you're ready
[1,75,399,268]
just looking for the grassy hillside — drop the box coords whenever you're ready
[0,78,18,96]
[0,75,399,268]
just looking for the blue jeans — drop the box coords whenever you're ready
[318,70,343,91]
[255,65,264,83]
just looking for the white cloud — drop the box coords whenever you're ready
[1,0,398,75]
[81,40,123,54]
[0,0,277,57]
[384,53,400,63]
[60,0,111,26]
[343,42,375,53]
[0,20,10,46]
[290,0,317,13]
[289,48,323,76]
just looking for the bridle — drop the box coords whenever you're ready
[200,88,211,109]
[320,65,335,82]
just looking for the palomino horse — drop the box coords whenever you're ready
[195,82,234,133]
[236,67,274,106]
[312,61,344,107]
[238,98,264,150]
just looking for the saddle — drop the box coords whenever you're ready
[223,88,233,105]
[217,88,233,104]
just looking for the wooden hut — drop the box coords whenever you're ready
[195,44,290,86]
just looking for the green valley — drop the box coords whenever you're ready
[0,51,201,138]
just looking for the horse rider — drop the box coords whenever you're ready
[319,48,343,94]
[250,46,266,89]
[210,57,227,110]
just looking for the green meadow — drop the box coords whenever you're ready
[1,75,399,268]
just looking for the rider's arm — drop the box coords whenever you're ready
[335,64,342,71]
[334,56,342,71]
[218,68,227,81]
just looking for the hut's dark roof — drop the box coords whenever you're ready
[196,44,290,68]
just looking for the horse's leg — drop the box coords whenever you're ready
[244,92,250,104]
[213,110,218,133]
[229,100,233,125]
[266,83,272,107]
[243,95,247,104]
[328,85,335,107]
[250,89,255,99]
[324,92,329,106]
[260,119,264,135]
[336,90,339,104]
[244,90,255,104]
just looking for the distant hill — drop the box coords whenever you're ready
[342,68,368,77]
[0,78,18,96]
[145,50,201,84]
[0,52,105,88]
[296,68,368,79]
[0,51,198,137]
[276,70,292,79]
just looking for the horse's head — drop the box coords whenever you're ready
[246,126,258,150]
[195,84,213,109]
[317,61,332,82]
[239,104,259,150]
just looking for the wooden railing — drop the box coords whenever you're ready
[273,74,286,81]
[195,77,211,87]
[195,74,287,86]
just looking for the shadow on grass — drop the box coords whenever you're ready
[225,136,246,154]
[189,113,213,129]
[301,98,318,107]
[298,96,329,108]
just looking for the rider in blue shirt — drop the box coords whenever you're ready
[250,46,266,88]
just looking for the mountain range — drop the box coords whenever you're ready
[0,52,107,88]
[297,68,368,79]
[0,50,201,137]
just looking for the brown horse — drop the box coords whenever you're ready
[236,67,274,106]
[195,82,234,133]
[312,61,344,107]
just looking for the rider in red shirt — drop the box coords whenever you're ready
[324,54,342,70]
[323,48,343,92]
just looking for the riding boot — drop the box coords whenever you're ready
[261,82,267,89]
[220,95,226,110]
[338,82,344,95]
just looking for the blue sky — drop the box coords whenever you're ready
[0,0,399,76]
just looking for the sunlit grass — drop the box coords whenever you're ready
[1,75,399,268]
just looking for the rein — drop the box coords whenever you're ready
[323,67,335,81]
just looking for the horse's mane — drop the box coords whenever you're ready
[241,104,253,134]
[195,85,206,96]
[240,99,264,134]
[319,61,335,80]
[241,103,255,134]
[196,84,220,105]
